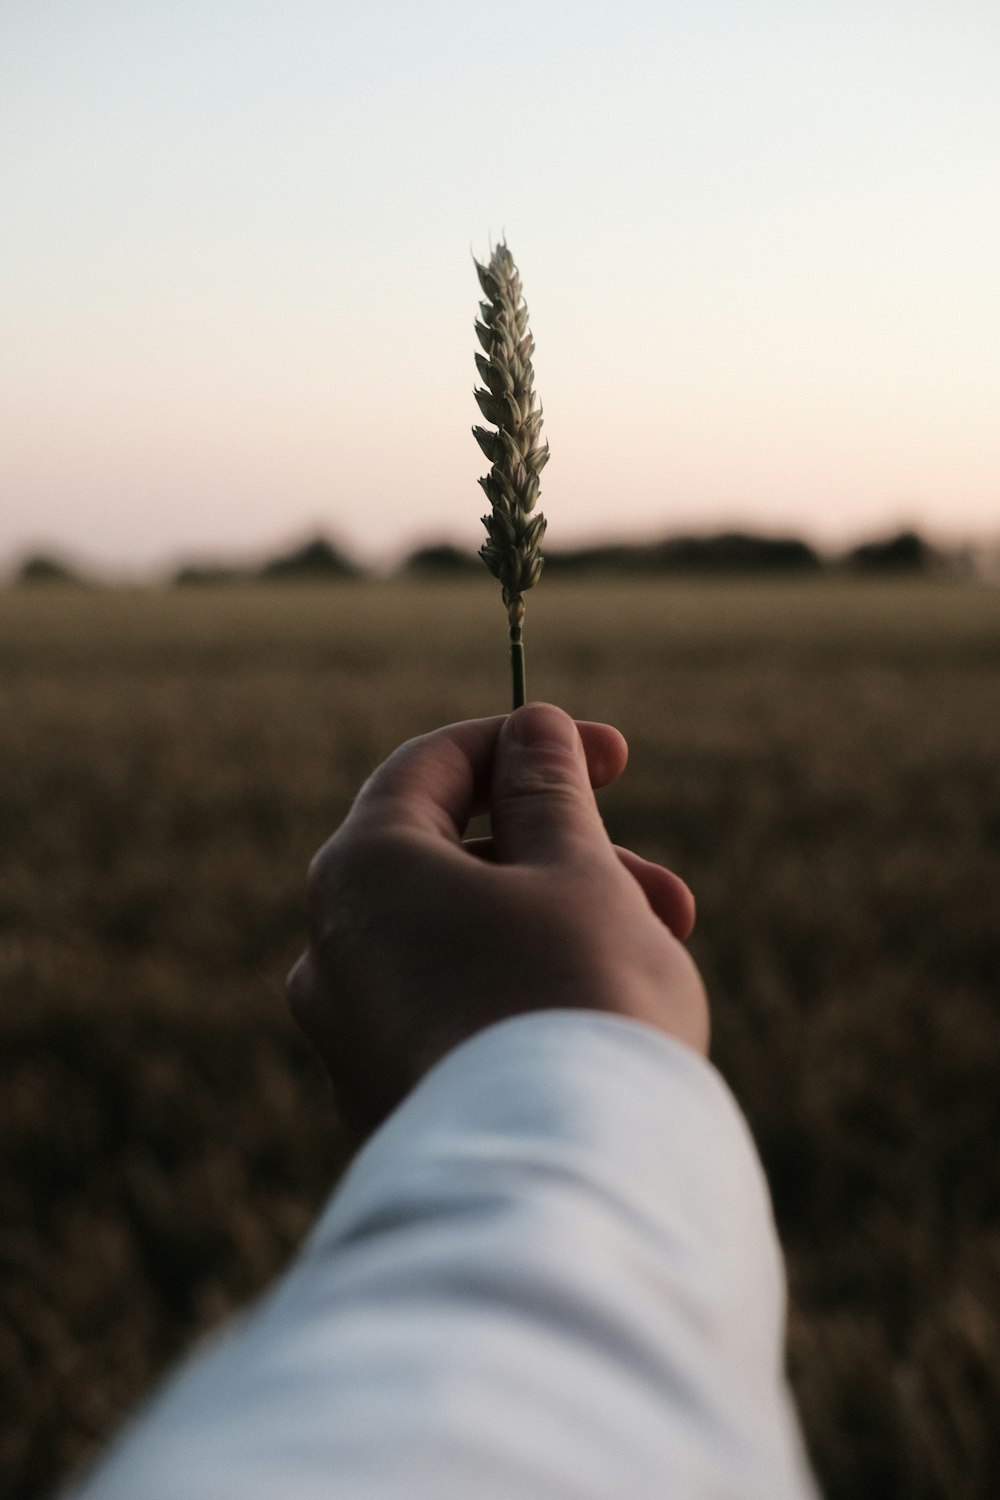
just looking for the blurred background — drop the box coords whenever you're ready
[2,0,998,576]
[2,4,998,1497]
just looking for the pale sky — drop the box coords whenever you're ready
[2,0,998,574]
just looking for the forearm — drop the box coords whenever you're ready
[67,1012,818,1500]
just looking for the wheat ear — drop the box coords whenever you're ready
[472,241,548,709]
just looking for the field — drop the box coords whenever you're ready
[2,576,999,1499]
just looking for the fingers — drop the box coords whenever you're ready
[285,951,315,1028]
[347,712,627,844]
[464,832,697,941]
[350,717,501,842]
[462,836,497,862]
[613,847,697,941]
[579,720,628,788]
[490,703,612,865]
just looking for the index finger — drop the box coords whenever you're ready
[345,715,628,844]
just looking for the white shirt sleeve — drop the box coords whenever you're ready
[66,1011,819,1500]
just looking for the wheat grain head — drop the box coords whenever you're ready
[472,241,548,706]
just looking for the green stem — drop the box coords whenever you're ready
[510,627,526,710]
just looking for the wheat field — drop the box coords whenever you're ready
[2,576,999,1499]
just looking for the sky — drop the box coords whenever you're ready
[1,0,998,574]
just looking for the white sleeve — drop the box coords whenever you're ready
[66,1011,819,1500]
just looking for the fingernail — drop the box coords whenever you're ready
[507,703,579,751]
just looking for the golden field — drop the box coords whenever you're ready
[2,576,999,1498]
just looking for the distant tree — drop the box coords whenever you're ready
[401,543,481,576]
[544,532,822,576]
[541,544,647,575]
[173,564,247,586]
[654,533,822,574]
[258,536,360,581]
[15,553,86,586]
[844,530,937,573]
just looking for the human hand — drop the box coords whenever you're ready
[287,703,708,1137]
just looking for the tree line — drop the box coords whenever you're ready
[11,527,971,588]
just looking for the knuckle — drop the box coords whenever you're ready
[285,954,312,1019]
[306,839,335,899]
[306,831,367,911]
[499,764,587,802]
[308,834,387,949]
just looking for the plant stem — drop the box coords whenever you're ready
[510,625,526,709]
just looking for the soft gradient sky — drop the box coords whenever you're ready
[2,0,998,573]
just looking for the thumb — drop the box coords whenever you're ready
[490,703,612,864]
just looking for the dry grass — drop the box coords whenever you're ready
[2,577,999,1498]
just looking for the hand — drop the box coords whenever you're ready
[287,703,708,1137]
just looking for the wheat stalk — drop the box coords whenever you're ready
[472,241,548,709]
